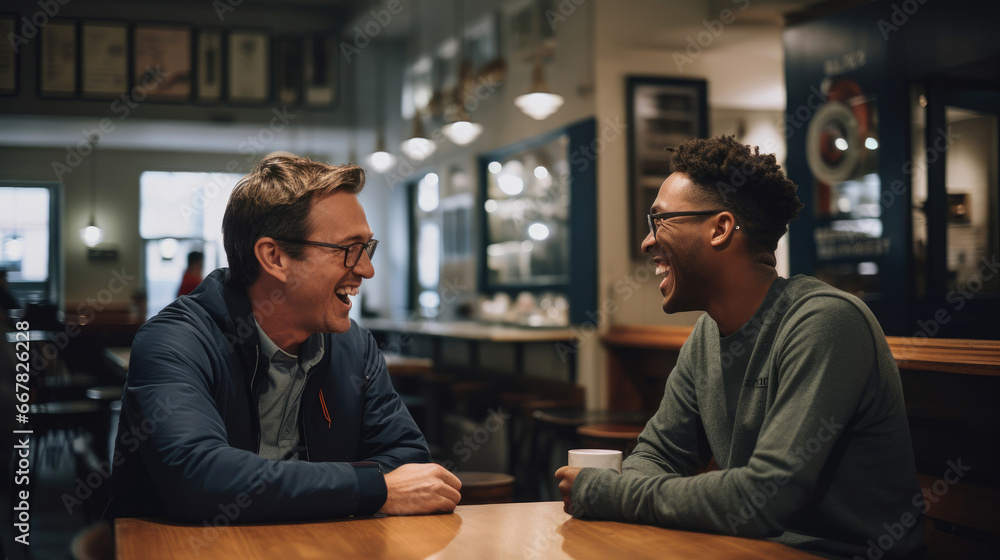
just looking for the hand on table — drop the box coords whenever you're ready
[379,463,462,515]
[555,466,583,516]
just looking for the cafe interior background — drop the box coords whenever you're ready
[1,0,998,557]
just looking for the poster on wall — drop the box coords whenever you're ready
[196,29,222,102]
[0,15,16,95]
[133,24,192,101]
[227,30,269,104]
[82,21,128,98]
[40,20,77,97]
[303,35,336,107]
[275,37,302,105]
[625,76,708,260]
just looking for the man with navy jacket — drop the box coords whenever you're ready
[107,154,460,522]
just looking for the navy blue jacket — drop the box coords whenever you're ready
[106,268,430,522]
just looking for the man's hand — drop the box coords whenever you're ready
[378,463,462,515]
[555,466,583,516]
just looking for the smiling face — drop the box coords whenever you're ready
[640,173,717,314]
[284,190,375,334]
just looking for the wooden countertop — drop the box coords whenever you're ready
[360,318,577,343]
[601,325,1000,376]
[116,501,818,559]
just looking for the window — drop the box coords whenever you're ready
[413,172,441,317]
[0,182,61,306]
[139,171,241,317]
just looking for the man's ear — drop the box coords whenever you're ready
[254,238,290,283]
[709,212,738,248]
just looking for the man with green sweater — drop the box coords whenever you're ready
[556,136,925,559]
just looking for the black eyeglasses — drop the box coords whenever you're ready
[274,238,379,268]
[647,210,725,235]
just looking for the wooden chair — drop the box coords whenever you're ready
[577,423,644,458]
[455,472,516,505]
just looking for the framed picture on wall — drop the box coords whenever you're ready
[81,20,128,99]
[39,20,77,97]
[303,34,336,107]
[133,24,192,101]
[626,76,708,259]
[0,14,17,95]
[227,30,269,104]
[275,36,302,105]
[195,28,222,102]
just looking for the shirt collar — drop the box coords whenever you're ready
[253,318,325,369]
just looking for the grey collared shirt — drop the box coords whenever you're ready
[253,320,325,461]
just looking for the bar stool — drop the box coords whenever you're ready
[28,401,105,522]
[385,355,433,438]
[86,386,123,463]
[577,423,644,458]
[455,472,516,505]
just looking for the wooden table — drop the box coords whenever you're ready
[116,501,817,559]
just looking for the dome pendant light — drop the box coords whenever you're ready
[366,47,397,173]
[400,110,436,161]
[400,2,436,161]
[442,0,483,145]
[515,57,564,121]
[80,134,105,247]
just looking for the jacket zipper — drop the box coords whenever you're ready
[249,344,261,454]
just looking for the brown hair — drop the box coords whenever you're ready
[222,153,365,285]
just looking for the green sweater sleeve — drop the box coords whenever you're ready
[573,296,877,537]
[619,359,710,478]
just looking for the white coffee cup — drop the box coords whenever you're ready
[568,449,623,473]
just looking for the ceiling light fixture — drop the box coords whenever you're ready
[515,46,564,121]
[80,133,104,247]
[401,4,437,161]
[442,0,483,146]
[367,47,397,173]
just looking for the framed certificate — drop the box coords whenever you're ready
[275,36,302,105]
[195,29,222,102]
[82,21,128,99]
[133,24,191,101]
[39,19,77,97]
[0,15,16,95]
[304,35,337,107]
[227,30,269,104]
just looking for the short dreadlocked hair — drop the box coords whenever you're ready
[666,135,804,254]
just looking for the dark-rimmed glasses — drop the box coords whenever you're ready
[274,238,379,268]
[647,210,725,235]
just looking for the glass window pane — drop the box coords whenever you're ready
[139,171,241,317]
[417,222,440,289]
[0,187,50,282]
[945,107,998,294]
